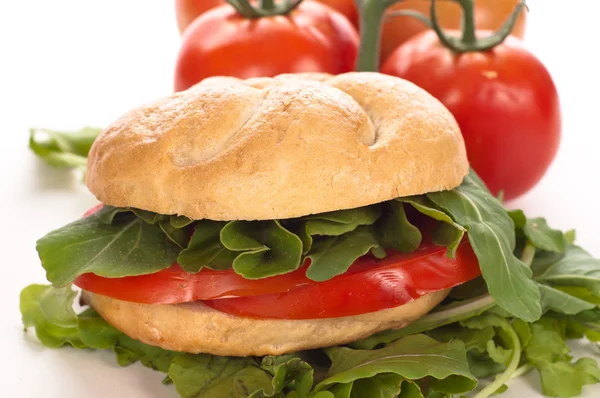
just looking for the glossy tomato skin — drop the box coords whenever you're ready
[382,32,561,200]
[174,1,358,91]
[319,0,357,26]
[380,0,527,63]
[174,0,358,34]
[74,262,314,304]
[204,242,480,319]
[175,0,222,35]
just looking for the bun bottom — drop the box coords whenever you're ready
[82,289,450,357]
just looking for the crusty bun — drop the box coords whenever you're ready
[86,72,468,221]
[83,289,450,357]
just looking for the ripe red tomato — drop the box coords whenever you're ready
[381,32,561,200]
[204,241,480,319]
[76,240,480,318]
[174,0,358,34]
[319,0,357,26]
[173,1,359,91]
[174,0,222,35]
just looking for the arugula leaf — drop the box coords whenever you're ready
[302,205,381,236]
[20,284,84,348]
[92,205,130,224]
[221,221,303,279]
[537,283,596,315]
[301,205,381,225]
[77,308,121,349]
[457,315,522,398]
[159,221,189,248]
[348,373,403,398]
[171,215,194,228]
[326,383,352,398]
[399,196,466,257]
[524,318,600,397]
[511,210,567,254]
[316,335,476,395]
[29,127,100,170]
[538,358,600,397]
[306,226,380,282]
[427,325,495,353]
[428,171,542,322]
[291,206,381,255]
[534,245,600,294]
[37,210,180,285]
[512,318,532,348]
[130,208,169,224]
[177,221,237,272]
[508,209,527,229]
[526,318,571,365]
[260,356,313,398]
[115,335,176,372]
[377,201,421,253]
[168,354,268,398]
[465,351,505,379]
[524,217,566,253]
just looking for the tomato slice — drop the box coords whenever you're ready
[203,242,480,319]
[74,262,314,304]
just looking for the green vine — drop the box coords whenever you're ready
[355,0,528,71]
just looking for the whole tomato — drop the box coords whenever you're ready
[175,0,222,35]
[174,0,358,34]
[381,31,561,200]
[380,0,527,62]
[174,1,358,91]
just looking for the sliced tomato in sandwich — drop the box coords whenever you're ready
[75,243,479,320]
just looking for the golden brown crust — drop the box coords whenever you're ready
[86,72,468,221]
[83,289,450,357]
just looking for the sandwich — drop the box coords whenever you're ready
[24,71,575,397]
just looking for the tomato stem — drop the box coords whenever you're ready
[430,0,528,53]
[458,0,477,45]
[355,0,397,71]
[261,0,276,10]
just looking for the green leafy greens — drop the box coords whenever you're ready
[37,170,544,324]
[22,170,600,397]
[29,127,101,171]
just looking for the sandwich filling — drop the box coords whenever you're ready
[35,171,536,321]
[21,169,600,398]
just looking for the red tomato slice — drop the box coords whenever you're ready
[203,241,479,319]
[74,262,314,304]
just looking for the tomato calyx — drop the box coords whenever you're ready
[429,0,527,53]
[355,0,526,71]
[228,0,303,18]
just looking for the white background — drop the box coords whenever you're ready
[1,0,599,397]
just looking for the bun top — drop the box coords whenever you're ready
[86,72,468,221]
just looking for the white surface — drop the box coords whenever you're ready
[0,0,599,397]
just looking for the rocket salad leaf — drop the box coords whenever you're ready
[428,172,542,322]
[37,207,180,286]
[29,127,101,171]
